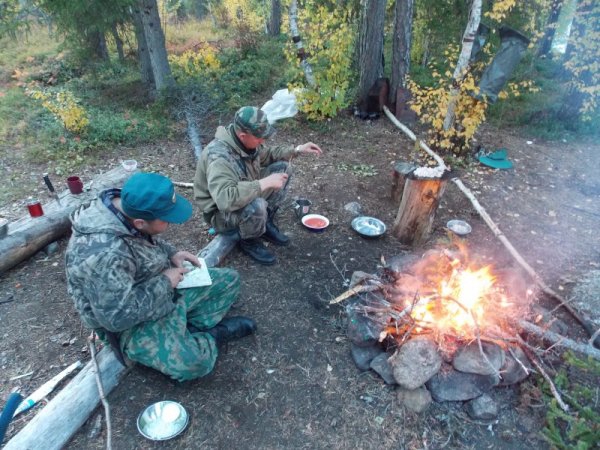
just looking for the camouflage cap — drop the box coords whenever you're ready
[233,106,276,139]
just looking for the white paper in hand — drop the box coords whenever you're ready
[176,259,212,289]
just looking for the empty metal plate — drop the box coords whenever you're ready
[447,219,472,236]
[351,216,386,238]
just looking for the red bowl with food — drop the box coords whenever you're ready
[301,214,330,232]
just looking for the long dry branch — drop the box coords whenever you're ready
[382,107,598,344]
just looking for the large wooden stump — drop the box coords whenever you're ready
[390,161,416,204]
[392,170,448,245]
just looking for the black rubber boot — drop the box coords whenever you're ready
[263,207,290,246]
[207,316,257,345]
[239,238,276,265]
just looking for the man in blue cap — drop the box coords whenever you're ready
[65,172,256,381]
[194,106,322,265]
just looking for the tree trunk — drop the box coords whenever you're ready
[131,4,155,89]
[392,172,447,246]
[357,0,386,104]
[138,0,175,92]
[111,23,125,62]
[537,0,563,56]
[268,0,281,36]
[442,0,481,131]
[391,161,416,204]
[289,0,316,87]
[389,0,414,104]
[87,30,109,61]
[0,167,133,276]
[3,348,128,450]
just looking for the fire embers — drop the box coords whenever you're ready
[345,245,535,417]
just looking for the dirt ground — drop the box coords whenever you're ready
[1,113,599,449]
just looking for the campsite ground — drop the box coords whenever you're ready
[1,113,599,449]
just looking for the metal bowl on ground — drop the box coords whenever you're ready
[301,213,330,232]
[137,401,189,441]
[447,219,472,236]
[351,216,386,238]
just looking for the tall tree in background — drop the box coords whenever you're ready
[268,0,281,36]
[138,0,175,92]
[537,0,563,56]
[389,0,414,104]
[356,0,386,105]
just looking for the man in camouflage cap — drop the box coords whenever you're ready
[65,172,256,381]
[194,106,322,265]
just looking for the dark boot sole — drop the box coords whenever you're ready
[262,234,290,246]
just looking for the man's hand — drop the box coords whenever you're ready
[259,172,289,192]
[170,251,200,268]
[162,267,189,288]
[295,142,323,156]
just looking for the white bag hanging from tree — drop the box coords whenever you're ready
[261,88,299,123]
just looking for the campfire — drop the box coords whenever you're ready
[379,244,533,353]
[340,243,540,417]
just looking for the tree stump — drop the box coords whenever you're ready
[392,170,448,245]
[391,161,416,204]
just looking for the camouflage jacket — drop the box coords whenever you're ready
[65,192,177,333]
[193,124,294,219]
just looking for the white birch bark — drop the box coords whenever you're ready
[289,0,316,87]
[442,0,481,131]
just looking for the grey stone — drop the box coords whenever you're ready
[44,241,60,256]
[351,343,384,371]
[397,386,432,413]
[346,297,384,347]
[384,253,419,275]
[426,366,499,402]
[453,341,505,376]
[498,346,531,386]
[343,202,362,216]
[370,353,396,384]
[465,394,499,420]
[389,337,442,390]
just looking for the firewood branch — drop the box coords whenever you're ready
[89,339,112,450]
[329,283,381,305]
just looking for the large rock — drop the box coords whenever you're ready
[465,394,499,420]
[498,346,532,386]
[351,343,384,371]
[389,337,442,390]
[346,299,382,347]
[453,341,505,376]
[426,366,499,402]
[370,353,396,385]
[397,387,432,413]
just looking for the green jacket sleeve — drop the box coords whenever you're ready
[259,144,295,166]
[207,157,262,212]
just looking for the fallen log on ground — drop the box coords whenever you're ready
[3,348,129,450]
[382,106,600,347]
[0,167,133,276]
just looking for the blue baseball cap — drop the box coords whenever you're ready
[121,173,192,224]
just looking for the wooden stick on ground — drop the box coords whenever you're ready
[517,336,569,412]
[382,106,598,344]
[329,284,381,305]
[173,181,193,188]
[89,340,112,450]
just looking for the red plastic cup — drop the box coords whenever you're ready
[67,176,84,195]
[27,198,44,217]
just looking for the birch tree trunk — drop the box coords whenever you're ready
[357,0,386,104]
[289,0,316,87]
[442,0,481,131]
[138,0,175,92]
[389,0,414,104]
[537,0,562,56]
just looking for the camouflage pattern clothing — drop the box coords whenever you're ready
[65,190,240,381]
[193,124,295,239]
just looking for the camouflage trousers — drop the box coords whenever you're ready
[119,268,240,382]
[211,161,291,240]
